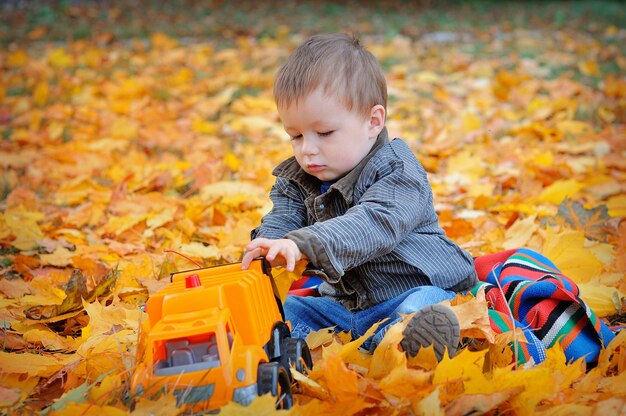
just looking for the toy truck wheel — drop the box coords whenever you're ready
[280,337,313,374]
[257,361,293,409]
[265,321,291,360]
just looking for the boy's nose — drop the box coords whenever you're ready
[301,135,319,155]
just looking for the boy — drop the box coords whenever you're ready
[241,33,477,360]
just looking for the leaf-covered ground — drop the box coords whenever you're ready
[1,1,626,414]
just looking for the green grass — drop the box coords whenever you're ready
[2,0,625,47]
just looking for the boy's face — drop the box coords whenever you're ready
[278,88,385,181]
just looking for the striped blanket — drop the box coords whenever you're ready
[471,247,615,366]
[288,248,616,365]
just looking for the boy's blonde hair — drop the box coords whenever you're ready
[274,33,387,119]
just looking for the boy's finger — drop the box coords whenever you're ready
[241,247,263,269]
[286,254,295,272]
[265,245,279,262]
[241,252,254,269]
[246,238,268,251]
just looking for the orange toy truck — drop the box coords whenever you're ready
[130,259,312,412]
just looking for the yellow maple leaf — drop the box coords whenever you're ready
[377,365,431,399]
[220,393,282,415]
[33,82,49,106]
[449,290,496,343]
[407,343,440,371]
[224,151,242,171]
[598,106,616,123]
[542,343,586,389]
[3,206,44,250]
[48,48,72,68]
[0,351,78,377]
[369,319,406,379]
[461,112,481,132]
[597,372,626,396]
[338,321,380,368]
[446,150,487,181]
[88,373,123,405]
[146,207,176,230]
[229,115,284,138]
[150,32,178,50]
[77,331,136,375]
[539,179,583,204]
[80,299,143,339]
[230,95,277,115]
[534,150,554,167]
[176,241,219,260]
[131,395,180,416]
[607,194,626,218]
[597,328,626,376]
[542,228,603,283]
[305,327,337,350]
[291,370,331,401]
[502,214,538,250]
[23,328,75,351]
[191,118,218,134]
[7,50,28,67]
[433,348,489,395]
[578,59,599,77]
[39,246,75,267]
[20,286,67,308]
[101,211,147,235]
[54,177,110,206]
[271,261,307,302]
[556,120,594,137]
[413,386,444,416]
[49,402,128,416]
[200,180,266,202]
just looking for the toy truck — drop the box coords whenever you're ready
[130,259,312,412]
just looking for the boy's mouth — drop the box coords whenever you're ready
[306,164,324,172]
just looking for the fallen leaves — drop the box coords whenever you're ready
[0,3,625,414]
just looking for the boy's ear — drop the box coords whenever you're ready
[368,104,386,138]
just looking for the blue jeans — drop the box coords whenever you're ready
[284,286,456,352]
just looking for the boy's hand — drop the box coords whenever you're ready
[241,238,303,271]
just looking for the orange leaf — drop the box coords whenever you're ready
[369,319,407,379]
[445,386,524,416]
[321,354,360,399]
[449,289,496,343]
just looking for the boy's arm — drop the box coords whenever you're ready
[242,178,308,271]
[286,158,435,283]
[251,177,308,240]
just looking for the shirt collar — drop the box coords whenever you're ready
[272,127,390,201]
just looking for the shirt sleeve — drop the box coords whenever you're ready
[286,156,437,283]
[251,177,308,240]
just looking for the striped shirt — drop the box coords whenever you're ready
[251,128,477,311]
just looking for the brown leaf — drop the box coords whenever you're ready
[25,268,116,320]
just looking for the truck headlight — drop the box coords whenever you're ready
[232,384,258,406]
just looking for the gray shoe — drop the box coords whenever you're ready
[400,304,460,361]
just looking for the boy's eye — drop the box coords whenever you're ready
[290,134,302,140]
[318,131,334,137]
